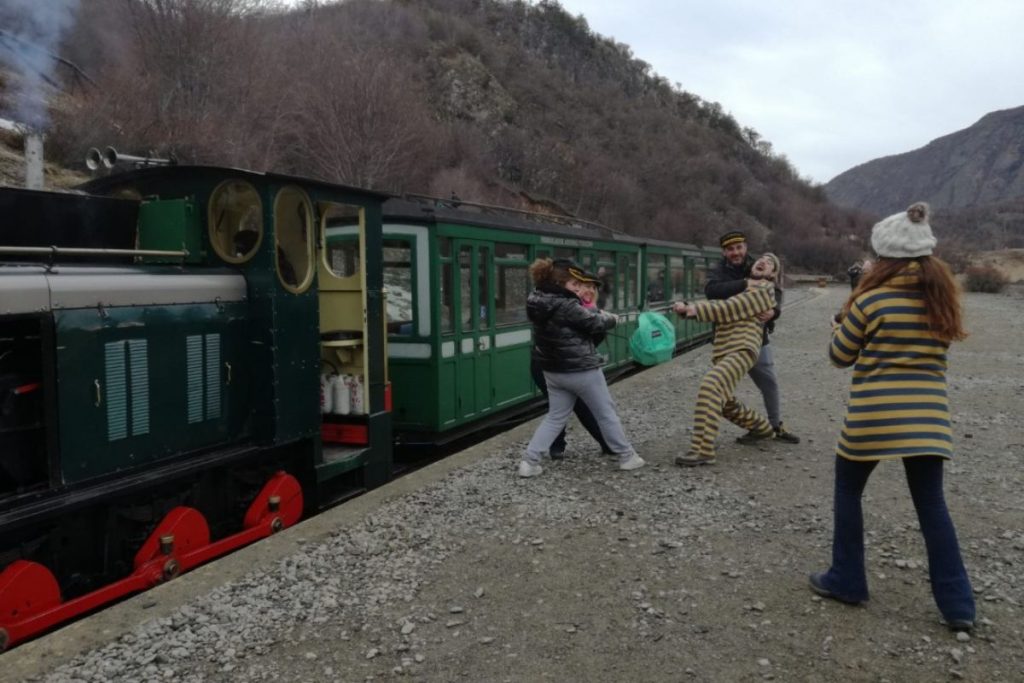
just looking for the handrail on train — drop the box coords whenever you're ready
[0,246,189,259]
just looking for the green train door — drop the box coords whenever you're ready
[453,240,494,420]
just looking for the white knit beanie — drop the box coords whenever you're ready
[871,202,936,258]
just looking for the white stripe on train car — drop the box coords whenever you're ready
[387,343,432,359]
[495,329,532,348]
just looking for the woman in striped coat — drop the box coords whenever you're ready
[811,203,976,631]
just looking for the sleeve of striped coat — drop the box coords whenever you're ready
[829,300,867,368]
[693,286,775,324]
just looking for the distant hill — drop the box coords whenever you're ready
[825,106,1024,215]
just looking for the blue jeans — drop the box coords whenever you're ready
[820,455,975,622]
[748,344,781,429]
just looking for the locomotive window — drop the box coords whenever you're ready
[274,187,314,293]
[670,256,686,300]
[384,240,415,335]
[208,179,263,264]
[322,203,363,278]
[326,239,360,277]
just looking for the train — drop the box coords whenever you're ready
[0,163,720,651]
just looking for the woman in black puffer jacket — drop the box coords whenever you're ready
[518,258,645,478]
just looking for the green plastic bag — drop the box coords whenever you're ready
[629,312,676,366]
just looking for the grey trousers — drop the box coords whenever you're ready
[525,368,635,465]
[748,344,781,429]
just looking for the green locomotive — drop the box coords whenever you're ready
[0,164,716,650]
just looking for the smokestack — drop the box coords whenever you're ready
[24,132,45,190]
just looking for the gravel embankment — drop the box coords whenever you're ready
[9,285,1024,682]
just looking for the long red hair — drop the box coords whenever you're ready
[843,256,967,342]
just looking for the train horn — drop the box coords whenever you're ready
[86,146,175,171]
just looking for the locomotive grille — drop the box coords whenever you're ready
[104,339,150,440]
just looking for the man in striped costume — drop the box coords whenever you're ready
[672,254,780,466]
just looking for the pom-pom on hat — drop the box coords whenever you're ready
[871,202,937,258]
[719,231,747,248]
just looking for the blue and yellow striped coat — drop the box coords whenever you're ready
[829,264,953,460]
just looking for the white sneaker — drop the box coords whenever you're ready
[518,460,543,478]
[618,453,645,471]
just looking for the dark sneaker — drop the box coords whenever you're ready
[674,452,716,467]
[808,572,867,606]
[549,448,566,461]
[736,428,774,445]
[774,423,801,444]
[946,619,975,633]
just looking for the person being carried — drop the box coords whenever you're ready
[705,231,800,444]
[672,253,780,466]
[519,258,644,477]
[810,202,975,632]
[528,261,613,460]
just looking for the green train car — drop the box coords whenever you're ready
[363,197,718,440]
[0,164,717,650]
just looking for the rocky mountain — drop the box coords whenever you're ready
[825,105,1024,215]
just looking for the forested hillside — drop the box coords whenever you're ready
[1,0,875,273]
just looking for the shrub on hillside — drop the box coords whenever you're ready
[964,265,1008,293]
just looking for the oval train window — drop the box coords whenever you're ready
[208,179,263,263]
[274,187,314,292]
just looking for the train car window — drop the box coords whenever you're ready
[273,187,314,293]
[618,253,636,310]
[495,243,527,260]
[477,245,491,331]
[647,255,667,303]
[208,179,263,264]
[554,247,575,259]
[596,250,615,310]
[692,262,709,295]
[459,246,473,331]
[670,256,686,300]
[495,263,529,326]
[440,261,454,334]
[384,240,415,335]
[438,236,451,258]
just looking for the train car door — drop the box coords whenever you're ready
[452,239,494,420]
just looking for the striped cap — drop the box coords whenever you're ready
[719,231,747,248]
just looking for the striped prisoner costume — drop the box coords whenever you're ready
[688,284,776,458]
[829,264,953,460]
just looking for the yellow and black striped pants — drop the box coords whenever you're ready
[690,349,773,458]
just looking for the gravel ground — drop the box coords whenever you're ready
[10,285,1024,683]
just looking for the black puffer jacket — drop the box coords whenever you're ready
[528,283,617,372]
[705,255,782,346]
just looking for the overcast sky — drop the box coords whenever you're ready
[554,0,1024,183]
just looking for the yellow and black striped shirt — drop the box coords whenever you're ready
[694,284,775,363]
[830,265,953,460]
